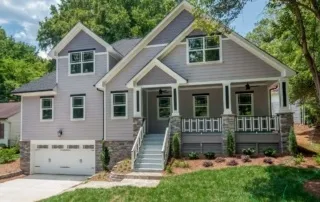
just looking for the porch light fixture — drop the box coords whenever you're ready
[57,129,63,137]
[159,88,168,95]
[245,83,251,90]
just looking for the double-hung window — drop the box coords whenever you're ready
[157,97,171,120]
[71,96,85,120]
[111,93,127,119]
[40,98,53,121]
[187,36,221,64]
[237,93,253,116]
[193,95,209,118]
[69,50,94,75]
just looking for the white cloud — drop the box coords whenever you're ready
[38,50,49,59]
[0,18,9,25]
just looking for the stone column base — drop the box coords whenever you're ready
[133,117,144,138]
[104,141,133,170]
[221,114,236,155]
[95,140,103,173]
[20,141,31,175]
[277,112,294,153]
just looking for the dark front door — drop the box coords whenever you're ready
[0,123,4,139]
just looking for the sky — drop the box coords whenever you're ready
[0,0,268,59]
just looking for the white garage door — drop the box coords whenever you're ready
[32,141,95,175]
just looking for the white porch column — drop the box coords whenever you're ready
[222,82,232,114]
[133,87,142,117]
[171,84,180,116]
[278,78,290,113]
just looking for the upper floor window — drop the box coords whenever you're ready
[193,95,209,118]
[111,93,127,119]
[69,50,94,75]
[71,95,85,120]
[40,97,54,121]
[236,93,253,116]
[187,36,221,64]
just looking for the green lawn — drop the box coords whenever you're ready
[43,166,320,202]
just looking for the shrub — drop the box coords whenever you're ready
[202,161,213,167]
[242,148,255,156]
[227,131,235,156]
[11,143,20,154]
[100,141,110,171]
[172,133,181,158]
[263,158,273,164]
[313,154,320,165]
[227,159,238,166]
[241,155,251,163]
[0,143,7,149]
[263,148,277,157]
[204,152,215,160]
[288,127,298,156]
[188,152,199,160]
[294,153,305,165]
[0,148,18,164]
[172,160,189,168]
[166,166,173,174]
[215,157,226,163]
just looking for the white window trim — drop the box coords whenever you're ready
[70,96,86,121]
[68,50,95,76]
[157,97,172,120]
[111,93,128,120]
[40,98,54,122]
[186,36,222,65]
[236,93,254,116]
[193,95,209,118]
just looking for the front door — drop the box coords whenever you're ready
[147,91,171,134]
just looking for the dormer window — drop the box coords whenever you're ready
[69,50,95,75]
[187,36,221,64]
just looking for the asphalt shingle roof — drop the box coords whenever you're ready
[112,38,142,56]
[12,71,57,94]
[0,102,20,119]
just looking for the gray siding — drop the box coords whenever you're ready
[109,55,119,70]
[149,10,194,45]
[59,31,106,56]
[138,66,176,85]
[22,33,108,140]
[162,40,281,83]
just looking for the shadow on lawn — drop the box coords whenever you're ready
[245,166,320,201]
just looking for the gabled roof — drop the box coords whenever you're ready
[48,22,122,59]
[12,71,56,94]
[0,102,20,119]
[112,38,142,56]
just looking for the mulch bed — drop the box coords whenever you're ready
[89,171,110,181]
[295,124,320,154]
[0,159,24,183]
[304,180,320,199]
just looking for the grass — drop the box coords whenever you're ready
[43,166,320,202]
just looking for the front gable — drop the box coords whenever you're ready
[137,66,176,85]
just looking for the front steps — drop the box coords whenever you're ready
[134,134,164,172]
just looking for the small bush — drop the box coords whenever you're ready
[172,160,189,168]
[0,148,19,164]
[294,153,305,165]
[313,154,320,165]
[241,155,251,163]
[172,133,181,158]
[227,131,235,156]
[263,158,273,164]
[11,143,20,154]
[263,148,277,157]
[188,152,199,160]
[215,157,226,163]
[204,152,215,159]
[202,161,213,167]
[242,148,255,156]
[166,166,173,174]
[0,143,7,149]
[288,127,298,156]
[226,159,238,166]
[100,141,110,171]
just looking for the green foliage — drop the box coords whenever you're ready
[294,153,305,165]
[263,148,277,157]
[288,127,298,156]
[204,152,215,159]
[37,0,177,50]
[172,160,189,168]
[188,152,199,160]
[0,148,19,164]
[10,143,20,154]
[227,131,235,156]
[0,143,7,149]
[171,133,181,158]
[100,141,110,171]
[242,148,255,156]
[165,165,173,174]
[313,154,320,165]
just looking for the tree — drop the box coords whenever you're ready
[37,0,177,50]
[0,27,50,102]
[194,0,320,107]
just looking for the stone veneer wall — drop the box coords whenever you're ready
[104,141,133,169]
[20,141,30,175]
[133,117,144,138]
[221,114,236,155]
[95,140,103,172]
[277,112,294,153]
[170,116,182,136]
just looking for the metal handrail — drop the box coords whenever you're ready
[131,120,146,169]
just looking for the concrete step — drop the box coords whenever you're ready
[136,158,162,164]
[141,145,162,150]
[142,140,163,145]
[144,136,164,141]
[138,153,162,159]
[135,162,163,169]
[124,172,163,180]
[133,168,163,172]
[139,150,162,155]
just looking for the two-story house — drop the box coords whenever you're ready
[13,1,295,175]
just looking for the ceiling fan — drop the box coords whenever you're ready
[159,88,169,95]
[245,83,259,90]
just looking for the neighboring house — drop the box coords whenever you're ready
[13,1,296,175]
[0,102,21,146]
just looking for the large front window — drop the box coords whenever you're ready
[187,36,220,64]
[112,93,127,119]
[237,93,253,116]
[193,95,209,118]
[69,51,94,75]
[71,96,85,120]
[41,98,53,121]
[158,97,171,120]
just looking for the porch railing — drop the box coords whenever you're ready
[182,118,222,133]
[131,119,146,169]
[236,116,279,132]
[161,122,171,170]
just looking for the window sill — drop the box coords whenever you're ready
[187,60,223,66]
[68,72,95,77]
[40,119,54,122]
[71,118,85,121]
[111,117,128,120]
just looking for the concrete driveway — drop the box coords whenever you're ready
[0,174,87,202]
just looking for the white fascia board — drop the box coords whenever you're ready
[95,2,193,88]
[155,59,187,84]
[14,90,57,97]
